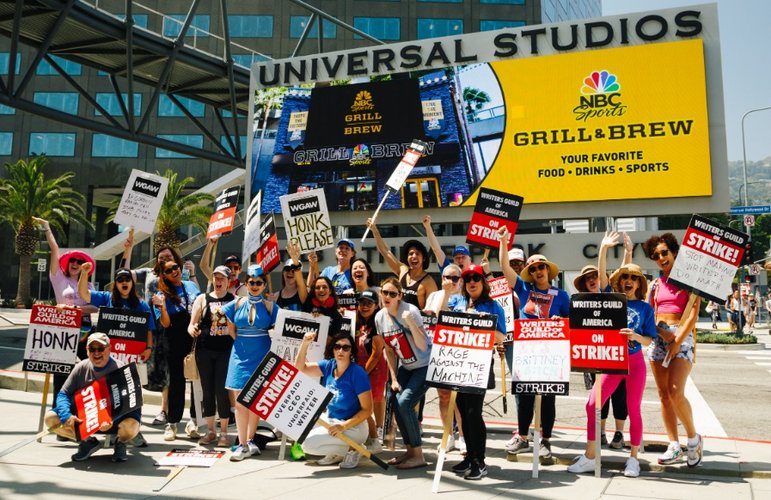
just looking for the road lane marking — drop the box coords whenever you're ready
[686,376,727,437]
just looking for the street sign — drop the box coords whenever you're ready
[744,215,755,227]
[748,263,762,276]
[730,205,771,215]
[36,258,46,272]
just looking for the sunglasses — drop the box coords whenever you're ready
[651,249,670,260]
[333,343,352,352]
[247,280,265,287]
[116,276,132,283]
[443,275,461,283]
[463,274,484,283]
[528,263,548,274]
[70,259,86,265]
[163,264,180,274]
[381,290,399,298]
[620,273,641,282]
[88,346,106,353]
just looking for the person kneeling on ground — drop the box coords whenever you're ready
[44,333,141,462]
[296,331,373,469]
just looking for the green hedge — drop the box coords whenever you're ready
[696,330,757,344]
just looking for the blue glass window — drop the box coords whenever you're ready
[33,93,79,115]
[95,93,142,116]
[220,135,248,156]
[158,95,205,117]
[156,134,203,158]
[353,17,400,41]
[232,53,271,68]
[228,16,273,38]
[0,52,22,75]
[92,135,139,157]
[163,15,210,38]
[29,133,76,156]
[480,20,526,31]
[0,104,15,115]
[417,19,463,39]
[36,55,82,76]
[0,132,12,155]
[290,16,336,39]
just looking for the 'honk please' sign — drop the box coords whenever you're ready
[279,189,334,253]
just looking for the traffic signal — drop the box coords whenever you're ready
[742,241,753,266]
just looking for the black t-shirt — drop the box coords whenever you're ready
[198,292,235,352]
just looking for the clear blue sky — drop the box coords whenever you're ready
[603,0,771,163]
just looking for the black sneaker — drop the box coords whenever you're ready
[464,461,488,480]
[451,458,472,474]
[600,434,608,446]
[152,411,168,426]
[610,431,624,449]
[112,440,128,462]
[539,440,552,459]
[72,437,101,462]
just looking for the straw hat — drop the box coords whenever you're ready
[573,265,600,292]
[609,263,648,299]
[519,254,559,283]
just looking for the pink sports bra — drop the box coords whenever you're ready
[653,275,689,314]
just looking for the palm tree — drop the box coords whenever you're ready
[462,87,491,121]
[150,169,214,253]
[0,156,91,304]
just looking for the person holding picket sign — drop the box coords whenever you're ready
[187,265,234,448]
[297,331,374,468]
[376,277,431,470]
[498,226,569,459]
[270,241,308,312]
[642,233,703,467]
[222,264,280,461]
[354,288,387,452]
[368,218,438,309]
[568,263,657,477]
[438,264,506,480]
[151,258,201,442]
[77,264,155,363]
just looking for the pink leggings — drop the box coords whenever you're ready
[586,351,647,446]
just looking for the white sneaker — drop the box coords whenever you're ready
[185,420,200,439]
[339,450,361,469]
[457,436,467,453]
[317,453,344,465]
[686,434,703,468]
[445,433,456,451]
[163,423,177,441]
[366,437,383,454]
[658,442,683,465]
[229,444,251,462]
[247,439,261,456]
[624,456,641,477]
[567,454,596,473]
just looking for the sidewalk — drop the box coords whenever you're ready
[1,388,770,500]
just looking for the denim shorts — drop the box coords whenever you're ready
[647,325,694,364]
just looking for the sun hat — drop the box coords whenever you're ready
[520,254,559,283]
[573,265,600,292]
[59,250,95,276]
[609,263,648,299]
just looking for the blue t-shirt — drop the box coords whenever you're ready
[153,281,200,320]
[513,277,570,319]
[90,290,156,331]
[448,295,507,335]
[318,359,371,420]
[320,266,353,296]
[626,299,657,355]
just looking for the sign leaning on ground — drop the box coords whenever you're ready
[114,169,169,234]
[569,293,628,374]
[247,4,728,219]
[23,305,81,375]
[426,311,498,394]
[511,319,571,395]
[238,352,332,444]
[668,214,749,304]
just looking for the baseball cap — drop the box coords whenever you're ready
[508,248,525,262]
[337,239,355,251]
[87,332,110,346]
[453,245,471,257]
[212,265,231,278]
[114,268,132,280]
[359,288,379,304]
[247,264,264,278]
[283,258,302,270]
[461,264,485,278]
[224,255,240,264]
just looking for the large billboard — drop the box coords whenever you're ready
[247,4,727,219]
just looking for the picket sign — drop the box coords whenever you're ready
[361,139,427,242]
[114,169,169,234]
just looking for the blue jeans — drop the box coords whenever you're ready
[394,365,428,448]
